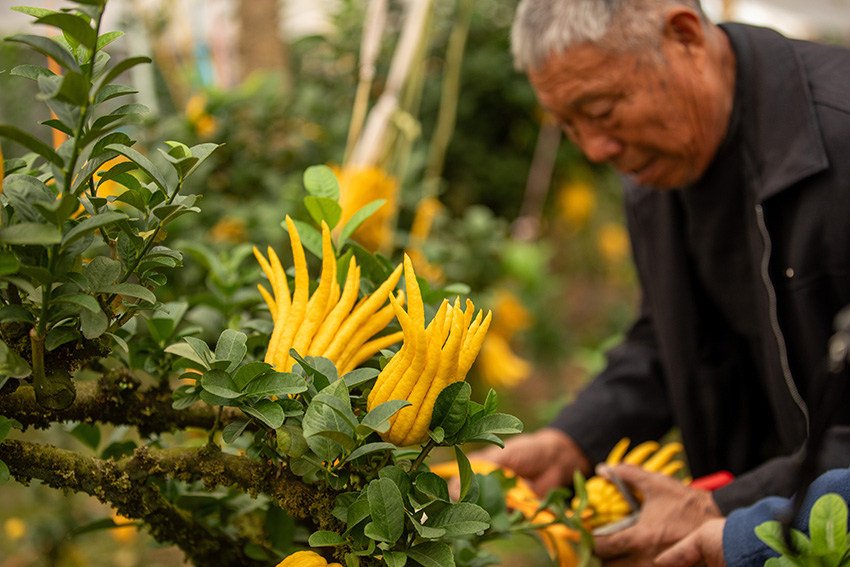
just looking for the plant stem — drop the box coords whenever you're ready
[410,438,437,471]
[208,406,223,445]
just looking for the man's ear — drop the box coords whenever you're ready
[662,7,707,51]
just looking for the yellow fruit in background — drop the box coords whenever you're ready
[4,517,27,540]
[558,181,596,229]
[597,223,630,264]
[276,550,342,567]
[334,165,398,253]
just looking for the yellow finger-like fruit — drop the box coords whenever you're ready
[366,255,491,446]
[276,550,342,567]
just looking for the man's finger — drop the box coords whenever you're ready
[654,532,704,567]
[593,530,637,560]
[605,463,678,495]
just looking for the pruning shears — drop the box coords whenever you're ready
[591,469,734,536]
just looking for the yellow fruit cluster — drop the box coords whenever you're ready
[254,216,405,373]
[276,550,342,567]
[366,255,492,447]
[574,438,685,528]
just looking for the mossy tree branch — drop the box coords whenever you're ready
[0,439,343,567]
[1,380,245,436]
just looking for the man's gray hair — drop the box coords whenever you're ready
[511,0,707,72]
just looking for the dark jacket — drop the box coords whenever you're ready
[550,23,850,513]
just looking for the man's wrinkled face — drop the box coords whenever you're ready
[529,42,722,189]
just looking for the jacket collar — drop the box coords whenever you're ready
[719,23,829,202]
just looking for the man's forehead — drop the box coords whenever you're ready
[529,45,631,107]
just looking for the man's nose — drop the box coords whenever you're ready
[571,122,623,163]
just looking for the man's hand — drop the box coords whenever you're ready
[654,517,727,567]
[593,464,722,567]
[468,428,592,497]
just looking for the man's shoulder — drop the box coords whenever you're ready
[728,22,850,113]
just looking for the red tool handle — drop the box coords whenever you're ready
[690,470,734,491]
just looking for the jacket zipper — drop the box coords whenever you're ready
[755,203,810,435]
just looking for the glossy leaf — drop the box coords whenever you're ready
[243,399,285,429]
[364,478,404,544]
[0,223,62,245]
[303,164,340,200]
[0,125,63,166]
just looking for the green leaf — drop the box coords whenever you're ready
[0,339,31,378]
[95,283,156,305]
[201,369,241,399]
[282,218,323,260]
[343,367,380,389]
[84,256,121,288]
[80,306,108,339]
[0,223,61,246]
[11,64,55,81]
[183,143,222,179]
[45,327,80,351]
[303,391,357,459]
[364,478,405,544]
[41,69,90,107]
[461,413,523,439]
[94,84,137,105]
[0,460,11,485]
[755,521,796,556]
[276,423,308,458]
[415,473,451,503]
[0,252,20,276]
[425,502,490,537]
[483,389,499,416]
[345,442,396,463]
[106,143,168,193]
[70,423,101,450]
[811,493,848,555]
[61,211,128,250]
[10,6,56,18]
[455,446,473,503]
[96,30,124,51]
[384,551,407,567]
[303,164,340,200]
[94,56,151,94]
[35,13,96,49]
[243,372,308,398]
[232,361,273,390]
[430,382,471,438]
[406,542,455,567]
[340,200,386,244]
[222,420,251,444]
[407,513,448,539]
[243,399,285,429]
[6,34,78,72]
[313,392,358,430]
[165,342,209,370]
[360,399,410,434]
[171,384,201,410]
[308,531,346,547]
[214,329,247,374]
[304,196,343,230]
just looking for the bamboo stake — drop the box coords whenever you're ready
[421,0,475,199]
[348,0,434,168]
[343,0,389,166]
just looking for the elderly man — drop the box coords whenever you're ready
[487,0,850,565]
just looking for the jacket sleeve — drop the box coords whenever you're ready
[723,468,850,567]
[714,426,850,514]
[547,300,674,465]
